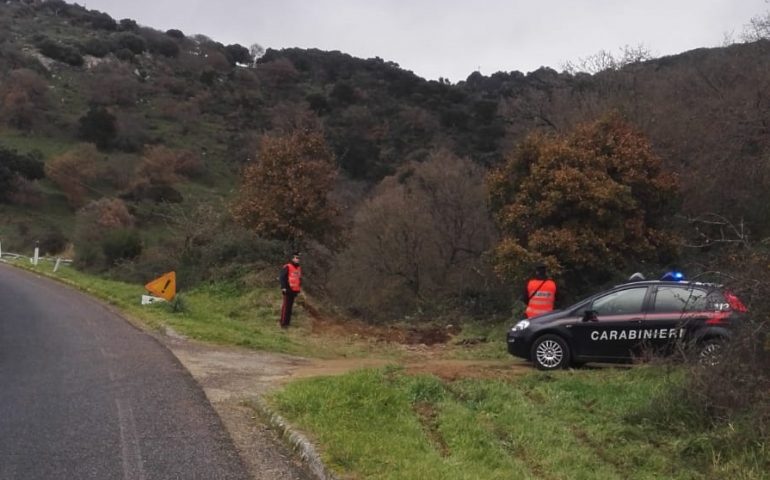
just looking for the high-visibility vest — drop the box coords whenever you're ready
[525,278,556,318]
[285,263,302,292]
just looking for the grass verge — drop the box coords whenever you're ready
[269,366,769,480]
[6,259,397,358]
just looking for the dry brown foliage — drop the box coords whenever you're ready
[135,145,203,186]
[488,113,680,296]
[231,129,338,246]
[0,68,49,130]
[45,144,103,208]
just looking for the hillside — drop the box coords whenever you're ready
[2,0,770,316]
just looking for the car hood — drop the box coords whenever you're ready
[527,309,571,326]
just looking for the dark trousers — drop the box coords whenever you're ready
[280,291,298,328]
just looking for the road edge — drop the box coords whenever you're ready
[1,261,336,480]
[246,398,339,480]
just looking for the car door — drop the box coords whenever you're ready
[571,286,650,360]
[643,285,696,355]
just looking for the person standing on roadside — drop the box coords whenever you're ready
[279,252,302,328]
[522,264,557,318]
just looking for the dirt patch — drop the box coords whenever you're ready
[301,298,461,346]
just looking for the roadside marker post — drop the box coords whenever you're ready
[33,242,39,266]
[53,258,61,272]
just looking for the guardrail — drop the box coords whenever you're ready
[0,250,73,270]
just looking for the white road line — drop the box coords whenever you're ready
[116,398,146,480]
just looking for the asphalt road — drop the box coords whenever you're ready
[0,263,251,480]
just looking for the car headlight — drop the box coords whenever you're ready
[511,320,530,332]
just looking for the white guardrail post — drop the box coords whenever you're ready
[0,242,73,269]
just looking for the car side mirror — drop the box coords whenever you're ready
[582,310,598,322]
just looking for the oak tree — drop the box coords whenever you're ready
[487,114,679,296]
[231,129,338,247]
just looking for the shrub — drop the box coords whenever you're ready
[45,144,104,208]
[119,19,138,31]
[165,29,185,39]
[0,68,50,130]
[113,33,146,54]
[36,38,83,66]
[225,43,250,65]
[78,106,117,150]
[114,48,134,62]
[39,228,68,255]
[148,36,180,58]
[101,229,142,266]
[80,38,112,57]
[73,198,135,270]
[0,146,44,203]
[87,11,117,31]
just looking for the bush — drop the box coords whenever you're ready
[87,11,117,31]
[73,198,135,271]
[148,37,180,58]
[225,43,250,65]
[0,146,44,203]
[113,33,146,54]
[80,38,112,57]
[39,228,68,255]
[101,229,143,266]
[165,29,185,39]
[36,38,83,66]
[78,106,117,149]
[119,19,138,31]
[114,48,134,62]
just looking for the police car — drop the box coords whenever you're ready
[507,278,747,370]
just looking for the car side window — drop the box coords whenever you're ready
[654,287,693,313]
[591,288,647,316]
[655,287,721,312]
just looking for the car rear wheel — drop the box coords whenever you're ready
[531,334,571,370]
[697,339,723,366]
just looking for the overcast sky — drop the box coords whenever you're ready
[82,0,767,81]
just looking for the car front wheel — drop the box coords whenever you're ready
[531,334,571,370]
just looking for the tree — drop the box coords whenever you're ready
[249,43,265,66]
[45,144,103,208]
[561,44,654,74]
[0,145,44,203]
[330,151,498,319]
[73,197,135,270]
[78,106,117,150]
[741,10,770,41]
[225,43,251,65]
[487,113,680,298]
[231,129,338,247]
[0,69,49,130]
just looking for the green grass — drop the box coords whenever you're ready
[269,367,769,480]
[0,128,76,158]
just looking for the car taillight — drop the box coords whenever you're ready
[724,291,748,313]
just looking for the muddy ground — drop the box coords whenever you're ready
[161,320,530,480]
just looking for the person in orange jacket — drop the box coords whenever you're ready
[521,264,557,318]
[279,252,302,328]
